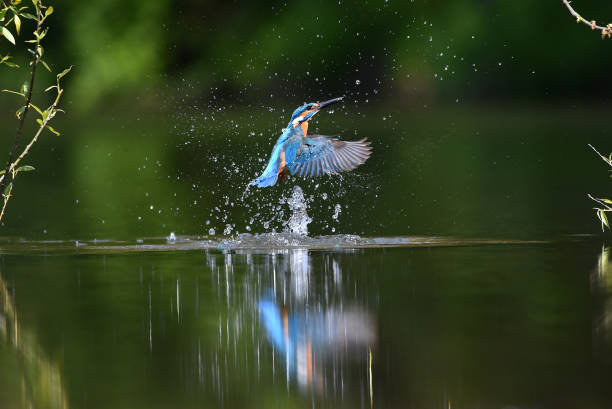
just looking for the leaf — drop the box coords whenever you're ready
[3,61,19,68]
[0,170,5,176]
[14,13,20,35]
[20,12,36,20]
[1,26,15,45]
[16,165,35,172]
[16,105,25,119]
[40,59,51,72]
[20,82,29,95]
[37,27,48,40]
[1,89,25,97]
[603,199,612,204]
[45,6,53,17]
[57,65,72,80]
[3,182,12,198]
[29,103,43,116]
[602,210,610,230]
[46,125,60,135]
[0,9,6,21]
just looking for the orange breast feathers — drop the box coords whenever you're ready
[292,109,315,136]
[278,150,286,175]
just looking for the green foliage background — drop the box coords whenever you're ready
[37,0,612,108]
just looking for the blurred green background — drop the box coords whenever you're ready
[2,0,612,239]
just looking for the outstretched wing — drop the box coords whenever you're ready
[287,135,371,178]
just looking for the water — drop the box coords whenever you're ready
[1,94,612,409]
[2,104,611,239]
[283,186,312,235]
[1,237,612,409]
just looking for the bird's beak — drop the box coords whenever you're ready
[315,96,344,110]
[296,96,344,127]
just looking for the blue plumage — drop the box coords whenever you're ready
[252,97,372,188]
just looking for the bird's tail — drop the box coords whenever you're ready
[251,161,279,188]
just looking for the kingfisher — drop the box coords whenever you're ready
[251,97,372,187]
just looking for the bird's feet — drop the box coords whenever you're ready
[278,169,289,183]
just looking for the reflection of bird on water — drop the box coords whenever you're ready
[258,293,376,390]
[252,97,372,187]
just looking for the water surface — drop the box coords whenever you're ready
[1,237,611,409]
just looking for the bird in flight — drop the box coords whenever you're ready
[251,97,372,188]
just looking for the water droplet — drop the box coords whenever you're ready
[285,186,312,235]
[355,79,361,85]
[332,204,342,221]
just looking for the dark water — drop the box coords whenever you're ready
[1,104,611,239]
[1,237,612,409]
[1,99,612,409]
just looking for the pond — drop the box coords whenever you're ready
[1,96,611,409]
[1,236,612,409]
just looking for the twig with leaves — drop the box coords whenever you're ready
[588,144,612,231]
[562,0,612,38]
[0,0,70,224]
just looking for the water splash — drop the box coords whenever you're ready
[283,186,312,235]
[0,235,548,254]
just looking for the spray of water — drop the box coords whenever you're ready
[171,98,375,237]
[282,186,312,235]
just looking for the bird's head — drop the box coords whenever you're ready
[287,97,344,131]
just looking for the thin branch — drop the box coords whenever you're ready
[588,144,612,167]
[0,88,63,223]
[0,182,12,222]
[587,144,612,230]
[588,194,612,211]
[10,90,63,174]
[0,1,42,198]
[562,0,612,38]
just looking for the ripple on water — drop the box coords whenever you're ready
[0,234,549,254]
